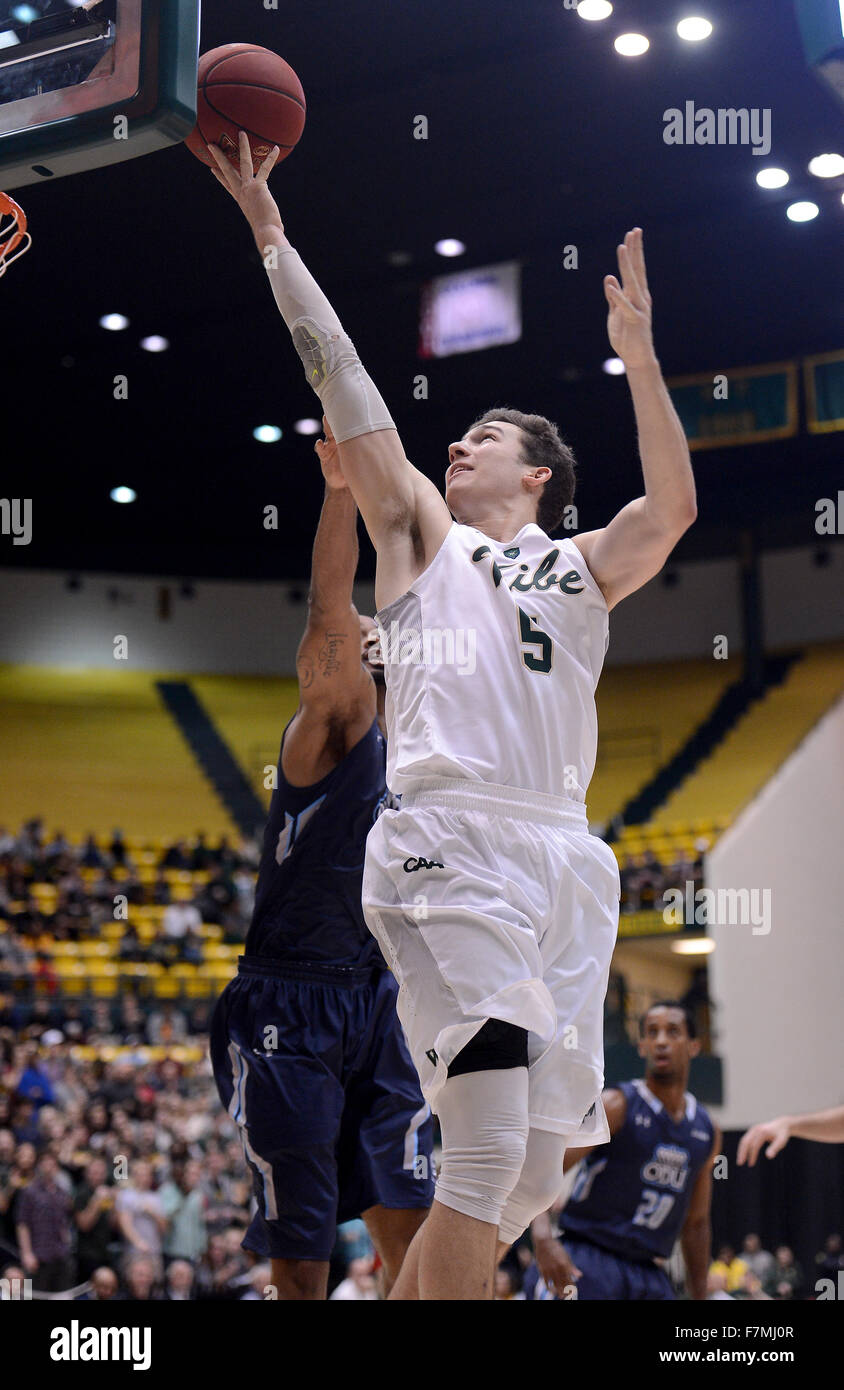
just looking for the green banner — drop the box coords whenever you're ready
[805,350,844,434]
[667,362,798,451]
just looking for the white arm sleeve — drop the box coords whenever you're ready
[265,244,396,445]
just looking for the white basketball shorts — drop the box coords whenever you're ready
[362,778,620,1143]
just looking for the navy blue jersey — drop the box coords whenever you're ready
[245,717,395,969]
[561,1079,715,1261]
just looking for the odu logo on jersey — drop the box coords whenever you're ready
[640,1144,690,1192]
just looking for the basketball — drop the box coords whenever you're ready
[185,43,306,175]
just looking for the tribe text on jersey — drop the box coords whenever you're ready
[375,522,609,799]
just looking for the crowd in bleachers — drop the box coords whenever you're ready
[1,818,837,1301]
[0,994,380,1298]
[617,847,704,914]
[0,819,703,1005]
[0,819,259,999]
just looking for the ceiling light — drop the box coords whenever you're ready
[614,33,649,56]
[100,313,129,331]
[786,201,819,222]
[110,486,136,504]
[603,357,626,375]
[808,153,844,178]
[576,1,613,20]
[434,238,465,257]
[756,167,789,189]
[253,425,282,443]
[677,17,713,42]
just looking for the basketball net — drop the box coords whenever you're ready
[0,192,31,277]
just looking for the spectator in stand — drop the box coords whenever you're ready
[164,1259,196,1301]
[740,1232,775,1285]
[709,1244,748,1293]
[815,1233,843,1282]
[0,930,33,986]
[0,1263,28,1298]
[765,1245,803,1300]
[16,1151,74,1291]
[329,1255,379,1301]
[124,1254,161,1301]
[733,1271,771,1301]
[494,1267,524,1300]
[239,1263,272,1300]
[706,1270,734,1300]
[114,1160,168,1276]
[73,1156,117,1280]
[79,835,105,869]
[109,830,130,867]
[191,835,212,872]
[100,1059,139,1113]
[118,925,147,964]
[159,1159,208,1263]
[44,831,72,862]
[195,866,236,926]
[202,1148,245,1233]
[151,873,172,906]
[162,899,202,944]
[12,1098,40,1145]
[194,1231,246,1301]
[146,1002,188,1046]
[0,1132,31,1244]
[181,928,204,966]
[160,841,191,871]
[85,1266,120,1301]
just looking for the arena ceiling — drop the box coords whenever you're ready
[3,0,843,581]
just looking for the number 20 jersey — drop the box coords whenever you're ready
[375,521,609,800]
[562,1079,715,1261]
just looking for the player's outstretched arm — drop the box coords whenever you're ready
[210,133,451,609]
[573,229,697,611]
[737,1104,844,1165]
[281,422,375,786]
[679,1125,720,1300]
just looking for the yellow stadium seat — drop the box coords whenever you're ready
[152,974,181,999]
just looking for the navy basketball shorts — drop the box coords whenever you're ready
[209,955,434,1262]
[564,1237,675,1300]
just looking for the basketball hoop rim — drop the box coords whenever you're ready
[0,191,32,275]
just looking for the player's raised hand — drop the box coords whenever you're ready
[315,416,348,490]
[533,1234,582,1299]
[208,130,285,247]
[736,1116,792,1166]
[604,227,657,371]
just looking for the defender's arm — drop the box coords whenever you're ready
[282,433,376,787]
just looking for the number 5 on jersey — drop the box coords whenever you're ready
[517,607,553,674]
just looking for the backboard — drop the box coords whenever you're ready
[0,0,200,189]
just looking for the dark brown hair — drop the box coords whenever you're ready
[467,407,577,534]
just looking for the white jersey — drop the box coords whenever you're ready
[376,520,609,801]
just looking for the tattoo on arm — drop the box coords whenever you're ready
[318,631,346,679]
[297,659,315,690]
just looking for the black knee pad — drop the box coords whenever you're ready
[447,1017,529,1077]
